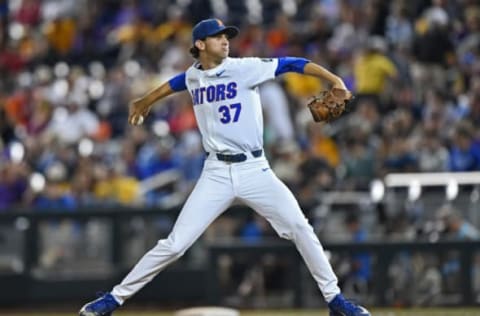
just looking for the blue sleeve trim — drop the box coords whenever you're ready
[168,72,187,92]
[275,57,310,76]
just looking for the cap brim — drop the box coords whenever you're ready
[211,26,239,39]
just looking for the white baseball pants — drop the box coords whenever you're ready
[111,156,340,303]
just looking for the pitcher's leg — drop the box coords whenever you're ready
[238,165,340,302]
[111,168,235,303]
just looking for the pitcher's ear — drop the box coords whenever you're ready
[195,39,205,50]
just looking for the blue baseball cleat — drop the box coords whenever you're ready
[79,292,120,316]
[328,294,371,316]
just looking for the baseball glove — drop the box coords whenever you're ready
[307,88,353,122]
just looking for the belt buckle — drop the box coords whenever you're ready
[224,155,235,162]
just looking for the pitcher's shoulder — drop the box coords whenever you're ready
[230,56,276,66]
[227,57,271,70]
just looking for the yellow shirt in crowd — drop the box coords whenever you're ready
[354,53,397,95]
[44,18,76,55]
[284,73,323,98]
[94,177,139,204]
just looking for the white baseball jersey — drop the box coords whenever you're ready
[185,57,278,154]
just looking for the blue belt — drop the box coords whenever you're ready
[208,149,263,163]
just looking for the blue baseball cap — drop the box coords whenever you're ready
[192,18,239,43]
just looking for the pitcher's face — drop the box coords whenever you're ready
[203,33,230,59]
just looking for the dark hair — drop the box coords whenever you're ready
[189,45,200,58]
[454,121,474,138]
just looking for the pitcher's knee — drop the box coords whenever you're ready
[157,238,188,258]
[278,219,312,240]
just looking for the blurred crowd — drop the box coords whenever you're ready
[1,0,480,227]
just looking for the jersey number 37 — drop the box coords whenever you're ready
[218,102,242,124]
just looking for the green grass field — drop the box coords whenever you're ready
[3,309,480,316]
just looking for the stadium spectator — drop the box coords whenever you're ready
[47,93,99,145]
[437,204,480,240]
[353,35,398,111]
[448,120,480,172]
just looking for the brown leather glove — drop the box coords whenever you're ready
[307,88,353,122]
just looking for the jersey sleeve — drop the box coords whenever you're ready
[168,72,187,92]
[275,57,310,76]
[240,57,279,88]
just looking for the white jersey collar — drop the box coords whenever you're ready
[193,58,230,77]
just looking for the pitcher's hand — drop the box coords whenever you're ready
[128,98,151,125]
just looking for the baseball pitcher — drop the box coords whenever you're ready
[79,18,368,316]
